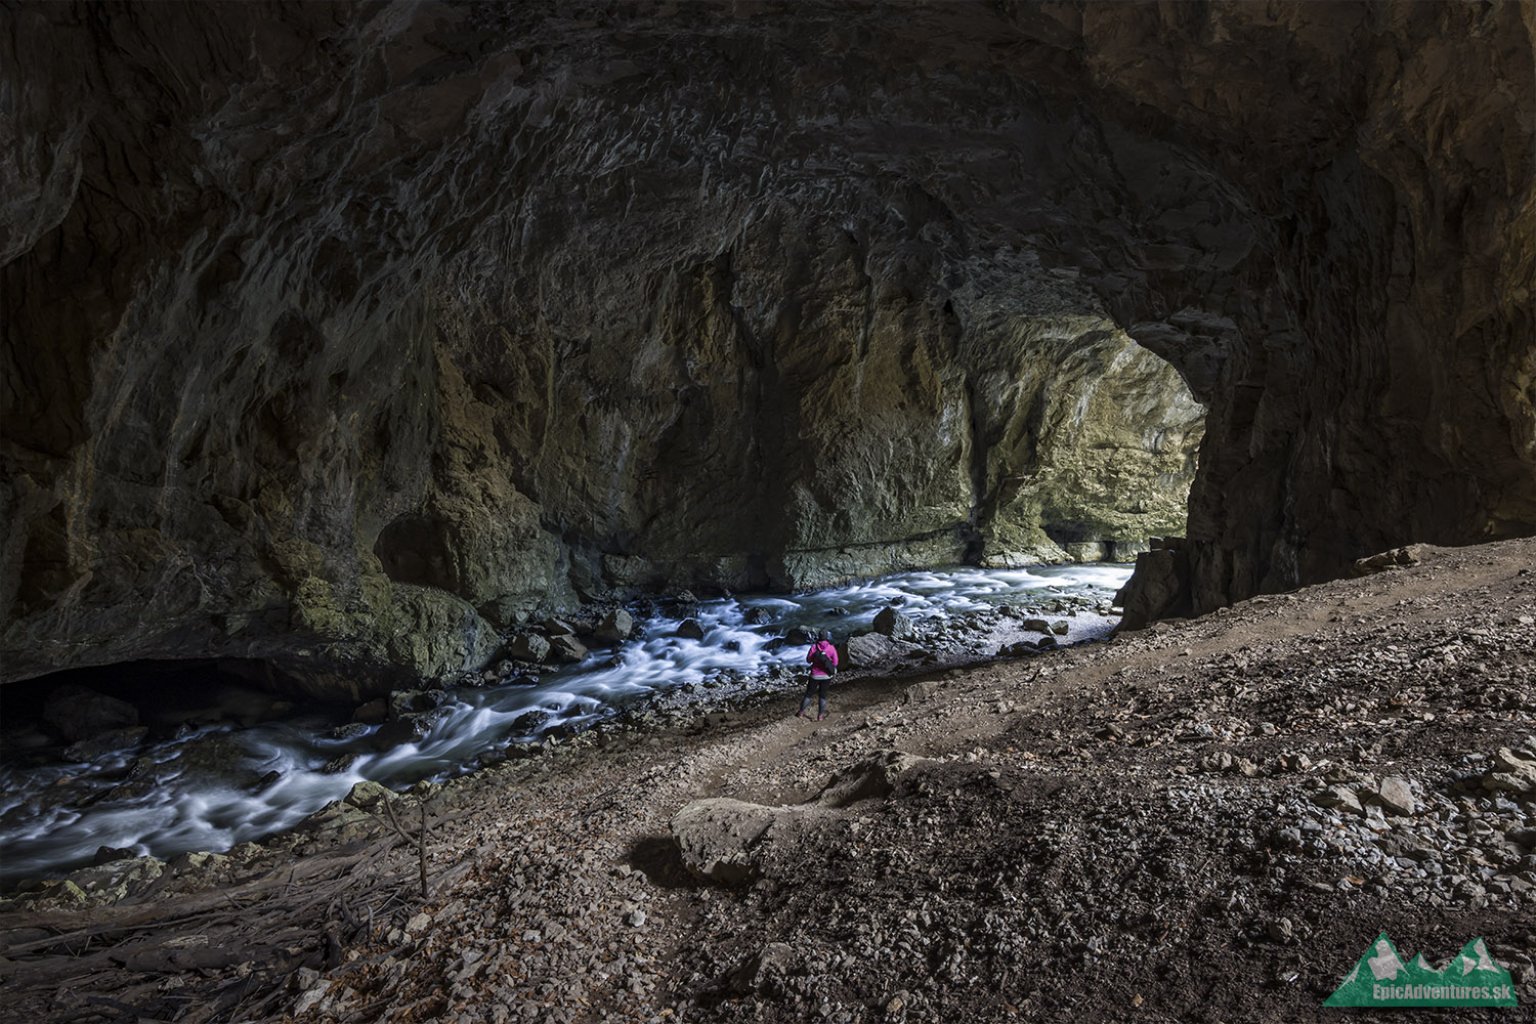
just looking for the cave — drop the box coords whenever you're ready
[374,514,460,593]
[1,3,1533,1019]
[0,657,320,761]
[0,3,1529,704]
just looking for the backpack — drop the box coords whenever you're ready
[811,644,836,676]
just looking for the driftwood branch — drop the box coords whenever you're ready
[378,795,434,899]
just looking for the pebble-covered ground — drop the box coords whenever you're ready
[2,538,1532,1023]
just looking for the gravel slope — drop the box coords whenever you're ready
[3,538,1533,1023]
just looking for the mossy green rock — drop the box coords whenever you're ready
[3,1,1529,691]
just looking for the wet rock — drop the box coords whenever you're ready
[387,690,424,719]
[508,634,552,663]
[375,706,454,747]
[743,607,775,626]
[62,726,149,761]
[175,733,262,786]
[511,710,554,734]
[322,753,360,774]
[93,845,138,865]
[352,699,388,725]
[675,618,707,640]
[328,722,372,741]
[1021,618,1052,633]
[872,606,914,639]
[595,609,634,644]
[548,635,589,663]
[1050,620,1071,635]
[41,685,139,743]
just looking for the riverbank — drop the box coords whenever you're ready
[0,565,1127,885]
[2,538,1533,1022]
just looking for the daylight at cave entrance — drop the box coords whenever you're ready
[1,2,1533,1022]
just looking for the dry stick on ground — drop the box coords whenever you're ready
[378,797,434,899]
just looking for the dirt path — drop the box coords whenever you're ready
[2,538,1533,1023]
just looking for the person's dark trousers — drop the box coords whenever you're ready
[800,676,828,716]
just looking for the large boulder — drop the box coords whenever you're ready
[41,685,139,743]
[548,635,589,663]
[844,633,923,669]
[872,606,914,640]
[670,798,783,885]
[375,706,454,747]
[594,609,634,644]
[1114,547,1193,631]
[506,633,552,664]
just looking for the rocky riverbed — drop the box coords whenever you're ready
[0,565,1126,885]
[1,538,1533,1023]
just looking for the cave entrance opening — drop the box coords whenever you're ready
[0,658,333,769]
[965,327,1206,571]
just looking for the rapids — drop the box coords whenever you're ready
[0,564,1130,882]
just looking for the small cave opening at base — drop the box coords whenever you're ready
[373,514,458,591]
[961,326,1207,574]
[0,658,348,771]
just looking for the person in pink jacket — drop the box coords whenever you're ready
[798,630,839,720]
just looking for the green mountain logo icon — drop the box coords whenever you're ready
[1325,933,1519,1008]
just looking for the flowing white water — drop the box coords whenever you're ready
[0,563,1129,882]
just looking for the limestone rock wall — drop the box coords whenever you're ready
[2,1,1529,689]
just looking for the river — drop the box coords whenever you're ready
[0,563,1131,883]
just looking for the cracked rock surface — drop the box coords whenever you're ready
[4,2,1531,689]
